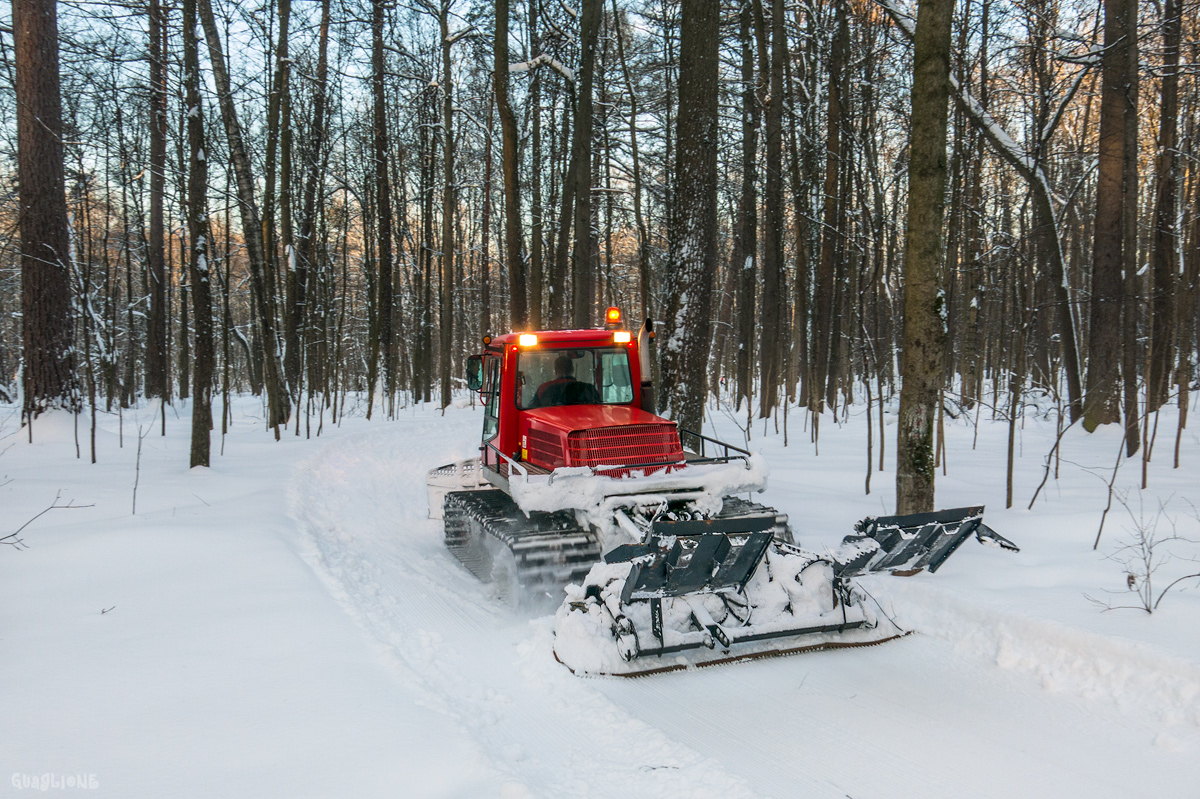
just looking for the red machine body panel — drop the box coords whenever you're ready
[520,406,682,472]
[478,326,675,476]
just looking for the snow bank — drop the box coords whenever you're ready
[881,578,1200,727]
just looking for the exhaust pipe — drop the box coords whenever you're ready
[638,318,656,414]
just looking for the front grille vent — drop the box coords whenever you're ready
[566,424,683,474]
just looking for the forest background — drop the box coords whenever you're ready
[2,0,1197,503]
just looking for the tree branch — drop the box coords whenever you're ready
[1,490,94,550]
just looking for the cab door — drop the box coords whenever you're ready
[480,354,501,469]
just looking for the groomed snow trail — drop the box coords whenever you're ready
[290,410,1198,799]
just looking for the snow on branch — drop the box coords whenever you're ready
[1054,25,1088,44]
[510,53,575,84]
[949,76,1037,175]
[445,25,477,47]
[878,0,916,35]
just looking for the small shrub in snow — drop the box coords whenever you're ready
[1088,495,1200,614]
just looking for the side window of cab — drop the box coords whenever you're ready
[482,356,501,442]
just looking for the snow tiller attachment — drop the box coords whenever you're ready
[434,313,1018,677]
[552,506,1018,677]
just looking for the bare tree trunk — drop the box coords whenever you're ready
[812,1,849,414]
[496,0,527,329]
[613,0,651,324]
[145,0,168,400]
[481,91,494,337]
[599,17,614,314]
[439,2,456,409]
[757,0,785,419]
[660,0,719,437]
[784,11,811,411]
[572,0,601,328]
[896,0,955,515]
[198,0,290,430]
[116,107,139,407]
[278,2,294,375]
[178,242,190,400]
[289,0,331,408]
[369,0,393,417]
[262,0,290,355]
[960,0,987,409]
[1119,0,1140,456]
[418,87,436,402]
[221,171,235,432]
[550,107,576,329]
[1083,0,1132,433]
[183,0,212,467]
[15,0,76,419]
[528,0,544,329]
[1176,138,1199,467]
[1148,0,1180,412]
[735,0,759,411]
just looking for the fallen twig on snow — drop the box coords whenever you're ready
[1,490,95,550]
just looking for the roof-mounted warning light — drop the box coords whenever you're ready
[605,306,622,330]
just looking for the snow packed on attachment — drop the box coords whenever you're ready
[552,536,908,677]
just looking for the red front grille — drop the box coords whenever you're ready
[566,424,684,473]
[526,428,565,468]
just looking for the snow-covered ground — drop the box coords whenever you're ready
[2,393,1197,798]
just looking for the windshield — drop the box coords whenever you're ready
[517,348,634,409]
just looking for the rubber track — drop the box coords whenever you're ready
[443,492,788,593]
[444,490,602,591]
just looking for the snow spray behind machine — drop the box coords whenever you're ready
[427,309,1018,676]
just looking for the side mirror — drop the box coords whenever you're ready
[466,355,484,392]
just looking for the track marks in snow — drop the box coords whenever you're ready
[288,421,764,799]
